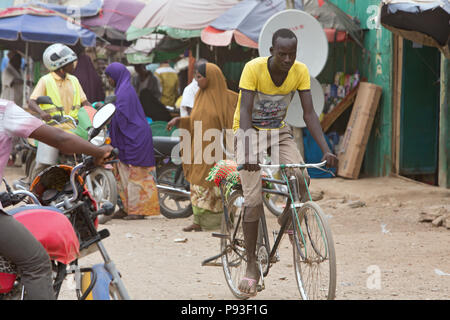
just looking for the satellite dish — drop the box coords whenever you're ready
[258,9,329,77]
[286,77,325,128]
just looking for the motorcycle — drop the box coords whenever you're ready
[153,135,192,219]
[15,96,118,211]
[0,103,130,300]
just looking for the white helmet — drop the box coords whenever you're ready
[43,43,77,71]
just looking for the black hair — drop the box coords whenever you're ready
[197,63,207,77]
[272,28,297,47]
[194,58,208,72]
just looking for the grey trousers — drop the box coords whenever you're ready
[0,210,55,299]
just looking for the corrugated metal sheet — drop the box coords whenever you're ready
[327,0,394,177]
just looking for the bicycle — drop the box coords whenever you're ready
[202,160,336,300]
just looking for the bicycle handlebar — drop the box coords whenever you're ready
[237,161,327,171]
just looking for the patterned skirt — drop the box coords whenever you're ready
[114,161,160,216]
[190,184,223,230]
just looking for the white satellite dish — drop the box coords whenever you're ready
[286,76,325,128]
[258,9,329,77]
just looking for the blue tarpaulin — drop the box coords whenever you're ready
[303,128,336,179]
[32,0,103,18]
[0,14,96,45]
[0,12,96,60]
[386,1,450,14]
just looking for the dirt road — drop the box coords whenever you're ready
[2,166,450,300]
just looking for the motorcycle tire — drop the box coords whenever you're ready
[87,168,118,209]
[157,164,192,219]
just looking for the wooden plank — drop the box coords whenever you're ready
[320,84,359,132]
[337,83,383,179]
[392,35,403,174]
[438,53,449,188]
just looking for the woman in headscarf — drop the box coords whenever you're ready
[105,62,160,220]
[167,63,237,231]
[72,50,105,103]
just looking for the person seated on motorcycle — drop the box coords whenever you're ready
[28,43,92,123]
[0,98,112,300]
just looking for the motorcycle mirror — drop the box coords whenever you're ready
[36,96,53,105]
[92,103,116,130]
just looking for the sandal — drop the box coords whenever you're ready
[182,223,202,232]
[238,277,258,297]
[123,214,145,220]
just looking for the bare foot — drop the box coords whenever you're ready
[238,261,259,297]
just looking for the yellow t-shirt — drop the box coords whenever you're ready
[30,72,87,115]
[155,67,179,107]
[232,56,310,131]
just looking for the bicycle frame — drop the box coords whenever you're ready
[222,161,329,271]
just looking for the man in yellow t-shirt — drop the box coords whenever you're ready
[234,28,338,297]
[28,44,91,122]
[155,61,179,107]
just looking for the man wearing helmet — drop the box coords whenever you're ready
[28,44,91,122]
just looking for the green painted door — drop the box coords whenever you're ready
[400,40,441,175]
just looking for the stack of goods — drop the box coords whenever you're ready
[321,71,360,115]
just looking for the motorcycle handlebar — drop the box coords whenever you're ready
[54,147,119,209]
[0,191,27,208]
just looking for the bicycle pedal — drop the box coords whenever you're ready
[211,232,230,240]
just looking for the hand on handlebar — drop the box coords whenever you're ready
[40,112,52,122]
[94,145,115,166]
[321,152,338,168]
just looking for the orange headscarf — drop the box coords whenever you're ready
[179,63,238,188]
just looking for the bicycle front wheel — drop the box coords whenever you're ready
[292,201,336,300]
[220,190,249,300]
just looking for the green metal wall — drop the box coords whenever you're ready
[325,0,394,177]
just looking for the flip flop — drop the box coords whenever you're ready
[182,224,202,232]
[238,277,258,298]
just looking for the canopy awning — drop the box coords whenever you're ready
[126,0,240,41]
[380,0,450,58]
[0,6,96,60]
[201,0,361,48]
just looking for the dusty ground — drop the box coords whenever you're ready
[2,165,450,300]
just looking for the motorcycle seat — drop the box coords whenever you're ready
[153,136,180,157]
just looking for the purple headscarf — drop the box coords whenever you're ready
[105,62,155,167]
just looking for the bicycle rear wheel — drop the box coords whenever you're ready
[292,201,336,300]
[220,190,249,300]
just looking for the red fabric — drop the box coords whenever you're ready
[0,7,55,18]
[318,0,325,7]
[202,26,348,47]
[0,273,16,294]
[14,209,80,265]
[324,28,348,42]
